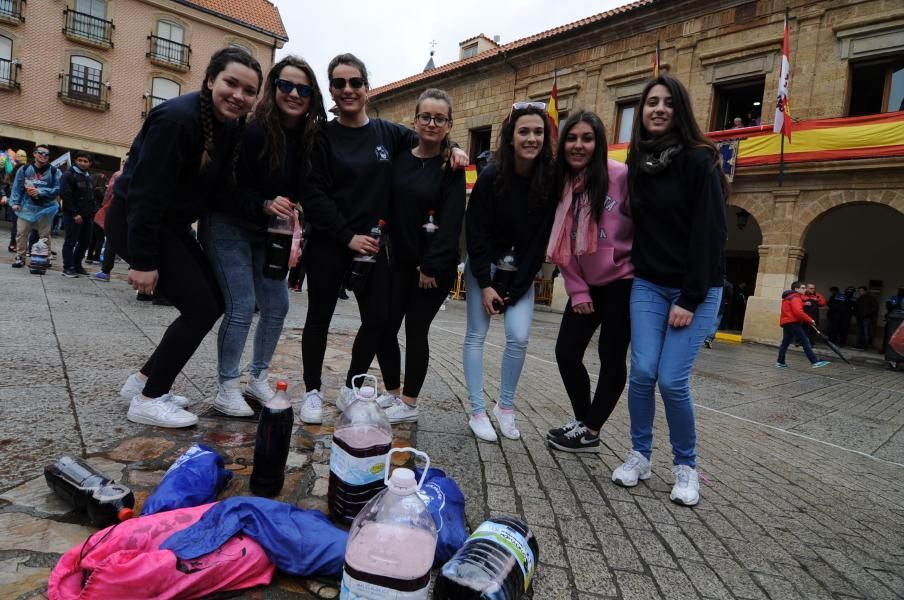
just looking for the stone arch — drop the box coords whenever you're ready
[793,189,904,248]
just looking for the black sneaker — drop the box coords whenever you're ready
[74,266,89,276]
[62,268,79,278]
[548,425,600,453]
[136,292,153,301]
[12,257,24,268]
[547,419,581,439]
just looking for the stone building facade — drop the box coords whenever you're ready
[0,0,286,171]
[368,0,904,346]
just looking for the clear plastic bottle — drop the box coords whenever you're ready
[250,380,294,497]
[44,456,135,526]
[347,219,386,293]
[264,212,294,280]
[422,210,438,250]
[341,448,437,599]
[329,374,393,525]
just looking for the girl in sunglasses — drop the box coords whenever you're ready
[201,56,327,420]
[106,47,263,428]
[463,103,556,442]
[301,53,466,415]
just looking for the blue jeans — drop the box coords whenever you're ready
[628,278,722,467]
[202,213,289,383]
[777,323,818,364]
[462,261,535,413]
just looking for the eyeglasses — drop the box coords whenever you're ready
[34,150,50,157]
[512,101,546,112]
[274,79,313,97]
[415,113,450,127]
[330,77,366,90]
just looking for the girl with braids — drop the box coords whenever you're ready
[611,75,727,506]
[300,54,466,417]
[545,110,634,454]
[463,103,556,442]
[107,47,262,428]
[201,56,327,420]
[355,88,466,424]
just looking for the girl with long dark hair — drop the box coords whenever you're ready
[611,75,727,506]
[545,110,634,453]
[202,56,327,420]
[107,47,262,428]
[463,103,556,442]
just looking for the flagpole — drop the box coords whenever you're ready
[779,133,785,187]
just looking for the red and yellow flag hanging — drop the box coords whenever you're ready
[547,73,559,151]
[773,11,792,140]
[652,41,661,78]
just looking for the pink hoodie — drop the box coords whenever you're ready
[559,159,634,306]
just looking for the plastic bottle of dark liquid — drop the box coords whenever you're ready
[346,220,385,294]
[434,517,539,600]
[341,448,436,598]
[422,210,438,251]
[328,374,392,525]
[250,380,294,497]
[44,456,135,527]
[491,246,518,312]
[264,213,293,280]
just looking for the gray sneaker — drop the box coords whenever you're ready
[384,397,418,423]
[612,450,652,487]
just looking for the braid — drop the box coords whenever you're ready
[440,136,451,171]
[199,86,215,171]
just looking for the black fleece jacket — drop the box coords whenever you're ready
[60,167,96,217]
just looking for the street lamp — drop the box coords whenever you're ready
[736,209,750,230]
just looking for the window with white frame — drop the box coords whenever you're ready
[151,76,180,108]
[0,34,11,83]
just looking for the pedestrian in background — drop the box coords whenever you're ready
[59,151,96,278]
[776,281,830,369]
[92,159,124,281]
[854,286,878,349]
[802,282,826,344]
[8,144,61,269]
[613,75,727,507]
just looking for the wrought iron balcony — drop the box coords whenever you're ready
[59,69,109,111]
[63,8,113,48]
[0,0,25,24]
[0,57,20,90]
[142,94,168,118]
[147,35,190,70]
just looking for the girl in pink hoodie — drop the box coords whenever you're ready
[545,110,634,453]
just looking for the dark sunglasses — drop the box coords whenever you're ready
[330,77,366,90]
[34,150,50,156]
[274,78,313,97]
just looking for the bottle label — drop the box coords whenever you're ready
[329,444,386,486]
[340,572,429,599]
[469,522,536,591]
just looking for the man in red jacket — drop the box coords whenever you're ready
[777,281,830,368]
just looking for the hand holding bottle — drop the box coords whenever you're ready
[264,196,295,218]
[482,286,505,315]
[348,234,379,255]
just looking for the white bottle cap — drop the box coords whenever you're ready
[387,468,417,495]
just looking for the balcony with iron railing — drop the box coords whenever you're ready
[59,69,109,111]
[147,35,190,71]
[0,57,20,90]
[142,93,167,118]
[0,0,25,24]
[63,8,113,48]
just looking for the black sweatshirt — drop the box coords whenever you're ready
[112,92,239,271]
[465,163,555,303]
[389,151,466,277]
[302,118,415,245]
[60,167,96,216]
[630,147,726,311]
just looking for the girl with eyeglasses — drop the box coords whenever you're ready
[200,56,327,420]
[300,54,466,416]
[544,110,633,454]
[463,103,556,442]
[612,75,727,506]
[106,47,263,428]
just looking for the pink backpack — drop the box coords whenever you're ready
[48,503,274,600]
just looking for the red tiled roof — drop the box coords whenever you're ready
[370,0,653,97]
[178,0,288,40]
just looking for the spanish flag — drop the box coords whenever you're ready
[773,11,792,140]
[547,75,559,152]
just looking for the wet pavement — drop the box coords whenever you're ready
[0,246,902,599]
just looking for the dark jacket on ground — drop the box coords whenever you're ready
[390,151,466,277]
[112,91,239,271]
[630,147,727,312]
[60,166,96,217]
[466,163,555,304]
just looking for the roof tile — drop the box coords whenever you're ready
[180,0,287,40]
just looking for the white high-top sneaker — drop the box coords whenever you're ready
[244,370,275,405]
[299,389,323,424]
[213,378,254,417]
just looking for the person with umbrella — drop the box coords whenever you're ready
[776,280,830,369]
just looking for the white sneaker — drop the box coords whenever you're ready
[337,386,356,412]
[244,370,275,405]
[670,465,700,506]
[493,404,521,440]
[384,397,419,423]
[612,450,652,487]
[127,395,198,428]
[119,373,195,408]
[213,379,254,417]
[300,389,323,424]
[376,392,398,409]
[468,412,498,442]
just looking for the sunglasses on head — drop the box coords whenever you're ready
[274,78,313,97]
[330,77,366,90]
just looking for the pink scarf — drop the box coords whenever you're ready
[546,171,597,266]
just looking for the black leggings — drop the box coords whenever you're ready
[106,199,224,398]
[554,278,632,431]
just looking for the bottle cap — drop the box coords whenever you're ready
[387,468,417,495]
[276,381,288,391]
[118,507,135,521]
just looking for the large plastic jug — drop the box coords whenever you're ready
[329,374,392,525]
[341,448,436,599]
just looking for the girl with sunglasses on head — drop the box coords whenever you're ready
[545,110,633,454]
[611,75,727,506]
[463,102,556,442]
[300,54,466,417]
[106,47,262,428]
[201,56,327,420]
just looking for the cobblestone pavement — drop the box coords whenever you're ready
[0,253,902,599]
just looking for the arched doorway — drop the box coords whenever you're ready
[724,206,762,332]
